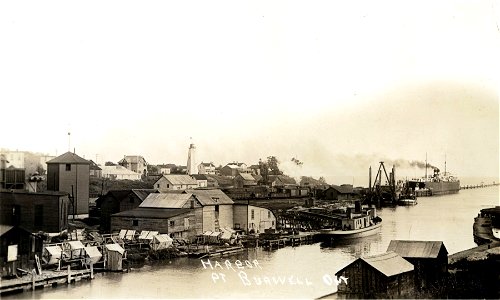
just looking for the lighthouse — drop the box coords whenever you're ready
[187,143,198,175]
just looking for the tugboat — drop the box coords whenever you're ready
[318,201,382,239]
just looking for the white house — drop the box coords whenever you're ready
[154,174,199,191]
[233,204,277,234]
[101,165,141,180]
[198,162,216,175]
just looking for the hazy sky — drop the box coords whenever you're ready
[1,1,498,182]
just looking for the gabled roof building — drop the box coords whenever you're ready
[335,251,415,298]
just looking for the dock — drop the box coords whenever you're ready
[259,233,316,250]
[1,267,93,295]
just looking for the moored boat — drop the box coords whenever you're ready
[318,204,382,239]
[398,198,418,206]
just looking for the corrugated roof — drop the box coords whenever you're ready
[140,193,194,208]
[190,189,234,205]
[112,207,191,219]
[387,240,447,258]
[362,251,414,277]
[46,152,90,164]
[160,175,198,185]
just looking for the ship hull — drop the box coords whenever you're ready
[425,180,460,195]
[318,222,382,239]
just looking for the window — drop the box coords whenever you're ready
[133,220,138,226]
[251,209,255,220]
[167,184,170,188]
[272,221,275,226]
[157,184,160,188]
[65,164,71,171]
[169,220,175,227]
[34,205,43,227]
[184,218,190,230]
[268,211,271,218]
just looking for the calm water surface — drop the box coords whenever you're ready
[7,186,499,299]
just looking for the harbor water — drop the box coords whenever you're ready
[5,186,499,299]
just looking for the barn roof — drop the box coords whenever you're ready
[387,240,447,258]
[336,251,413,278]
[190,189,234,205]
[159,175,198,185]
[140,193,194,208]
[362,251,414,277]
[46,152,90,165]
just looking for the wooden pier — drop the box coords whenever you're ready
[260,233,316,250]
[460,182,499,190]
[0,267,93,295]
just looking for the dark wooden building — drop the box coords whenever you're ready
[324,185,359,201]
[0,225,43,277]
[47,152,90,215]
[0,190,69,233]
[387,240,448,290]
[335,251,415,299]
[95,189,157,233]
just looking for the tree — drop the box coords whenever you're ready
[267,156,282,175]
[319,176,327,184]
[105,161,116,166]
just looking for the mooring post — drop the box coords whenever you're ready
[90,263,94,279]
[67,265,71,283]
[32,269,36,291]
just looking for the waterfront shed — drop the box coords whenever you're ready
[84,246,102,265]
[42,245,63,265]
[387,240,448,289]
[335,251,415,299]
[0,225,42,277]
[105,243,125,271]
[150,234,173,251]
[66,240,85,260]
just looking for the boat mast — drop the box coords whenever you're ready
[444,154,447,175]
[425,152,427,179]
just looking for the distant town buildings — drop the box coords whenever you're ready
[118,155,148,176]
[198,162,216,175]
[154,174,198,191]
[101,165,141,180]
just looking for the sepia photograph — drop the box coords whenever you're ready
[1,0,499,299]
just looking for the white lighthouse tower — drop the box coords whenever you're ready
[187,142,198,175]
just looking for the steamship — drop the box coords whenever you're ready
[407,167,460,196]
